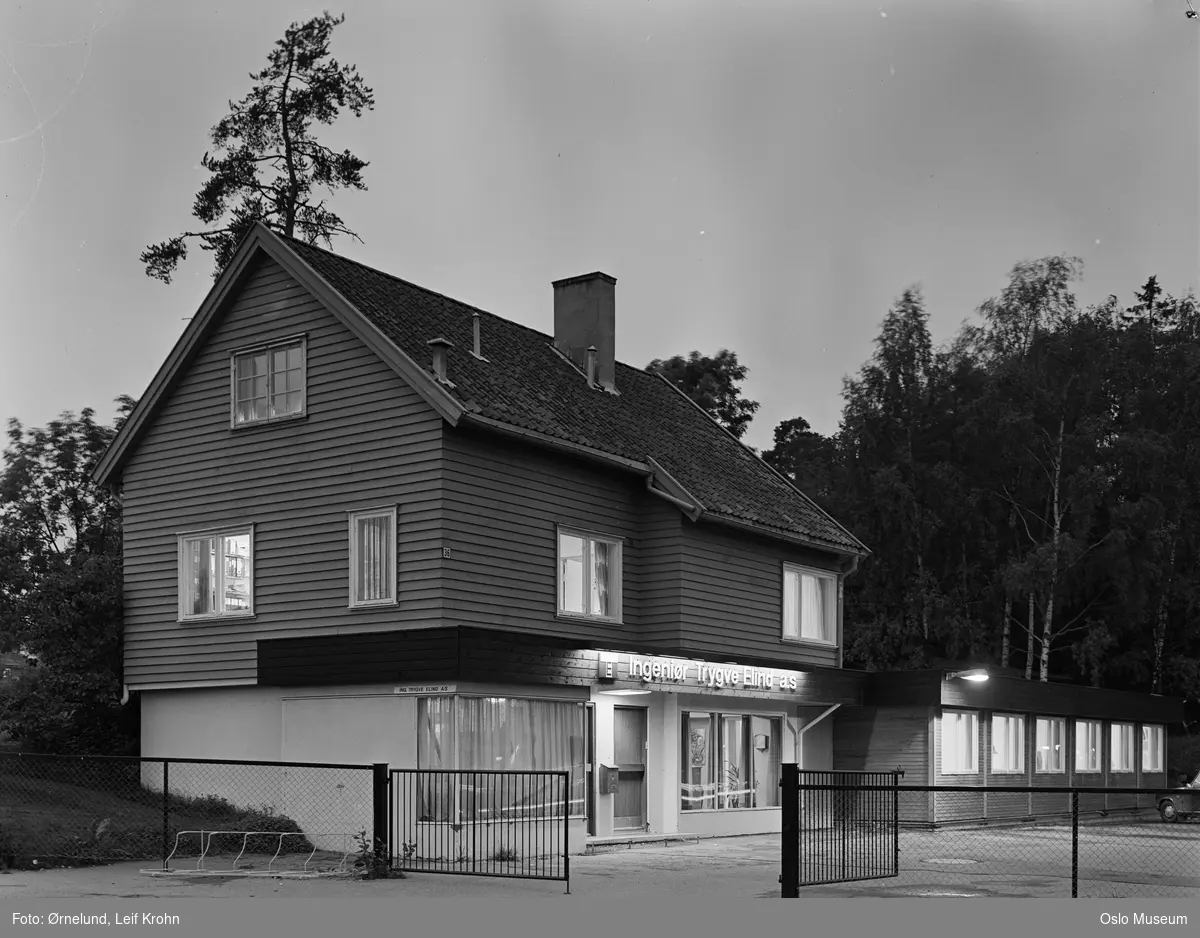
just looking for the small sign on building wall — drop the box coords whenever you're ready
[393,684,457,695]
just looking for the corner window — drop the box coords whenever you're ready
[231,336,306,426]
[941,709,979,774]
[1110,723,1135,773]
[349,507,397,607]
[991,713,1025,773]
[1035,717,1066,774]
[782,564,837,644]
[1075,719,1102,773]
[178,526,253,620]
[1141,725,1164,773]
[416,696,586,819]
[557,528,622,622]
[681,711,782,811]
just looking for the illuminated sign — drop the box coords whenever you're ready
[597,654,800,693]
[393,684,456,695]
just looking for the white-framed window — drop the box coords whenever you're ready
[991,713,1025,773]
[349,507,397,607]
[178,526,254,620]
[231,336,307,426]
[1141,725,1164,773]
[1075,719,1102,773]
[557,527,622,622]
[681,711,783,811]
[417,696,587,820]
[941,709,979,774]
[781,563,837,644]
[1035,717,1066,773]
[1110,722,1135,773]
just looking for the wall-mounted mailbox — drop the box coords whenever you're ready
[599,765,620,795]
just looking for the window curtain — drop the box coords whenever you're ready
[417,697,584,821]
[800,574,824,640]
[356,515,390,602]
[416,697,454,821]
[591,541,610,617]
[783,571,800,639]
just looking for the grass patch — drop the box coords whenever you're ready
[0,758,313,870]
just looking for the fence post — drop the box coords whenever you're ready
[161,760,169,871]
[892,772,900,876]
[781,763,799,897]
[563,771,571,895]
[372,763,389,862]
[1070,790,1079,898]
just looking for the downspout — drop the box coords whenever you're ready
[791,704,842,767]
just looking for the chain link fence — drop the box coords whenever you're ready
[783,770,1199,898]
[0,753,376,873]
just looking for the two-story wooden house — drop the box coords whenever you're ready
[93,224,1183,848]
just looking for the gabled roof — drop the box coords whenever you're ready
[95,224,867,557]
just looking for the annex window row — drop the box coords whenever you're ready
[176,507,398,621]
[940,711,1165,777]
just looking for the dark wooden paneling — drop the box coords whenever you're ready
[865,671,1184,726]
[120,257,445,686]
[258,627,459,686]
[676,522,842,669]
[864,671,943,707]
[941,674,1185,725]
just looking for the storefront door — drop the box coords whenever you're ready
[613,706,647,829]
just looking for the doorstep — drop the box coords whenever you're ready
[584,832,701,855]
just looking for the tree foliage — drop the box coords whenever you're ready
[0,399,137,753]
[646,349,761,440]
[766,263,1200,702]
[141,12,374,284]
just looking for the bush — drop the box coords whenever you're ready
[1167,732,1200,783]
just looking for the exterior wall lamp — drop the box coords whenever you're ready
[946,668,989,682]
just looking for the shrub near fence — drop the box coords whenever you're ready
[0,753,374,870]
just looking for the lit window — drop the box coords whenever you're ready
[1075,719,1102,773]
[178,527,253,619]
[349,507,397,607]
[1035,717,1066,773]
[991,713,1025,773]
[1110,723,1135,773]
[557,528,622,622]
[416,696,586,820]
[782,564,837,644]
[941,710,979,774]
[681,711,782,811]
[231,337,306,426]
[1141,725,1164,773]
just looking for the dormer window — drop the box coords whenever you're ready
[230,336,307,427]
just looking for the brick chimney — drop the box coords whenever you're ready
[552,272,617,391]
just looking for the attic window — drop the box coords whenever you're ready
[230,336,307,427]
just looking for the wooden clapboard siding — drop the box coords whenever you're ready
[831,706,930,782]
[638,499,684,647]
[120,256,445,687]
[439,425,642,644]
[831,706,931,824]
[675,523,842,668]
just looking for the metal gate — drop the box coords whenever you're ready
[780,765,901,895]
[389,769,570,891]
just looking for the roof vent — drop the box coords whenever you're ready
[471,312,488,362]
[427,337,456,386]
[586,346,598,389]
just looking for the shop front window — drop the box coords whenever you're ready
[681,711,782,811]
[416,696,586,822]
